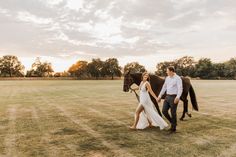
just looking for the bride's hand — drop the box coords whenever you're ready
[130,88,135,91]
[131,87,139,91]
[130,88,136,93]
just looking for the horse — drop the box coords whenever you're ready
[123,71,199,121]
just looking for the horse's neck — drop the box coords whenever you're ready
[135,79,142,86]
[131,73,142,86]
[155,75,165,82]
[150,75,164,82]
[149,75,165,91]
[131,73,165,86]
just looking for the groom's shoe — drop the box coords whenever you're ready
[167,126,176,134]
[167,129,176,134]
[170,128,177,133]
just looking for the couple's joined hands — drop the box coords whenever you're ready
[156,97,161,103]
[131,86,180,104]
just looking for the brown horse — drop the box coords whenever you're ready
[123,71,199,120]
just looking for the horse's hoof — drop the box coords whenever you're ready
[180,118,184,121]
[187,113,192,118]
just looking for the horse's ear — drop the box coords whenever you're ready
[124,70,129,76]
[127,70,130,75]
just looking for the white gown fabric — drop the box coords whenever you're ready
[136,81,168,130]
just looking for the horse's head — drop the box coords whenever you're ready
[123,71,134,92]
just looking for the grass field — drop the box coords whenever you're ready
[0,80,235,157]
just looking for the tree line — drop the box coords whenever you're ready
[0,55,235,79]
[155,56,236,79]
[0,55,122,79]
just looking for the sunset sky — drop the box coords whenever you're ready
[0,0,236,72]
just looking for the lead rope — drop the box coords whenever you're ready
[130,87,140,102]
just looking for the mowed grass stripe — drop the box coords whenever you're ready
[30,106,60,157]
[10,86,48,157]
[4,106,17,157]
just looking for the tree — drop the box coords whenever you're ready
[68,60,88,78]
[195,58,213,79]
[155,56,196,77]
[175,56,196,77]
[211,63,226,79]
[0,55,25,77]
[155,61,175,76]
[41,62,54,77]
[54,71,70,77]
[103,58,122,79]
[224,58,236,79]
[87,58,104,79]
[124,62,146,74]
[26,57,54,77]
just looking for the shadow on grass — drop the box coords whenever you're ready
[52,127,78,135]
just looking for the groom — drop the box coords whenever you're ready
[157,66,183,133]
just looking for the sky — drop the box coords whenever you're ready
[0,0,236,72]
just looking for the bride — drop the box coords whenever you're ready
[130,72,168,130]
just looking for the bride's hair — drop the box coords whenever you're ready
[141,72,150,82]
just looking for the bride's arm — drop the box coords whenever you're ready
[131,87,139,91]
[146,82,158,99]
[131,82,142,91]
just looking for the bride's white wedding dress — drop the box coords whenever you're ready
[136,81,168,130]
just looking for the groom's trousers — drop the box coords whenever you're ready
[162,95,178,130]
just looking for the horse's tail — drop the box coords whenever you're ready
[189,84,199,111]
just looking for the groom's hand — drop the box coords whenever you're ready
[174,97,179,104]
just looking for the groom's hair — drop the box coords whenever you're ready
[167,66,175,72]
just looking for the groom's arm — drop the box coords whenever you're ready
[176,77,183,99]
[158,78,167,99]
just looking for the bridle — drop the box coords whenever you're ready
[124,73,140,102]
[124,74,133,91]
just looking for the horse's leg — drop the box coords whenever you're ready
[149,95,162,117]
[185,99,192,118]
[180,99,186,121]
[180,99,191,121]
[153,99,162,117]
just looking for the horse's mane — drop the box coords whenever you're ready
[130,72,164,80]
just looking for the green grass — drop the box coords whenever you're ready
[0,80,235,157]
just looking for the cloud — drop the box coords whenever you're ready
[0,0,236,71]
[17,11,53,25]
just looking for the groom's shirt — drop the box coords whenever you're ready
[159,74,183,99]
